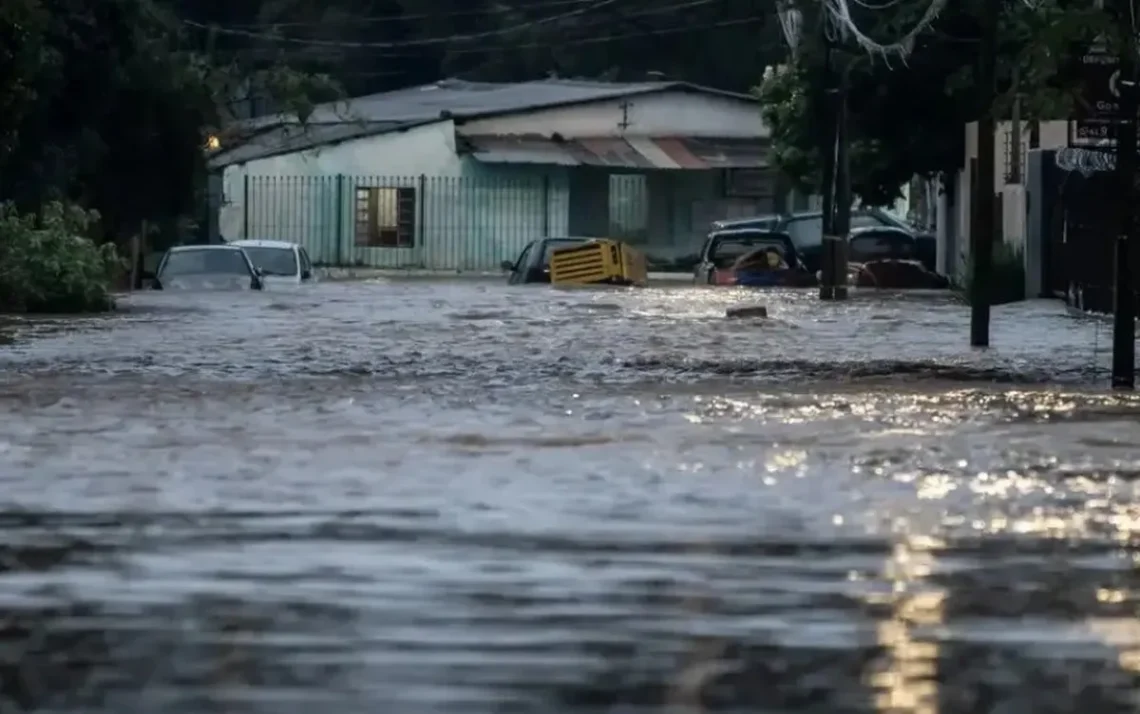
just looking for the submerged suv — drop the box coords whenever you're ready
[711,209,935,273]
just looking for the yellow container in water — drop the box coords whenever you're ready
[549,239,648,287]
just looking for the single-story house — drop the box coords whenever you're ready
[208,77,792,270]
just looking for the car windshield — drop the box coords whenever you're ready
[710,236,791,268]
[784,216,824,247]
[241,246,298,276]
[540,240,589,267]
[850,232,915,262]
[160,249,251,277]
[851,213,894,229]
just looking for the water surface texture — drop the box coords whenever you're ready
[1,281,1140,714]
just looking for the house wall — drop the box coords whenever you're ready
[219,120,460,250]
[947,120,1068,281]
[222,120,572,269]
[457,91,767,139]
[222,92,775,270]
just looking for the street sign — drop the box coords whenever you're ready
[1075,47,1121,121]
[1068,117,1140,149]
[1073,119,1117,144]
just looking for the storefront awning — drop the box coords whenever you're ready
[462,135,768,169]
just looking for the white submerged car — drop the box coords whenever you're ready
[230,240,315,286]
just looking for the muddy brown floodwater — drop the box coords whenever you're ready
[1,280,1140,714]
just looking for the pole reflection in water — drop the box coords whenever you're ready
[866,535,944,714]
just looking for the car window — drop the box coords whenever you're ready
[512,244,534,271]
[299,248,312,273]
[159,249,251,277]
[849,232,915,262]
[709,236,792,268]
[785,217,824,247]
[241,247,298,276]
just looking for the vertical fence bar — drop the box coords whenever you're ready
[417,174,426,268]
[335,175,344,266]
[242,174,250,239]
[543,175,551,238]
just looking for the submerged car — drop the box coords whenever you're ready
[693,229,815,287]
[847,227,950,289]
[711,208,936,273]
[502,237,595,285]
[152,245,264,291]
[230,239,314,286]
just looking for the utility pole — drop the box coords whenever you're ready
[832,60,853,300]
[1009,65,1022,184]
[969,0,998,346]
[818,31,838,301]
[1111,0,1137,389]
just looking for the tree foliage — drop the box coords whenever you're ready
[756,0,1111,206]
[0,202,120,313]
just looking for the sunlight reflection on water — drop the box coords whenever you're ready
[0,281,1137,712]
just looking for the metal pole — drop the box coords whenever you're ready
[1009,65,1022,184]
[1112,8,1137,389]
[832,61,852,300]
[242,174,250,240]
[818,33,837,301]
[969,0,998,347]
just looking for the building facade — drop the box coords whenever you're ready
[209,79,782,270]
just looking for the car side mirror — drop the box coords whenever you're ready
[301,269,312,280]
[500,260,515,272]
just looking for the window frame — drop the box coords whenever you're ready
[354,186,417,248]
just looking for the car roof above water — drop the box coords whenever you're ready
[169,244,245,252]
[230,239,298,249]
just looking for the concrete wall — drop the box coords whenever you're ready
[219,120,460,244]
[948,120,1068,282]
[458,91,767,139]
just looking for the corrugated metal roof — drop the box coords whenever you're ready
[207,120,417,168]
[234,79,755,131]
[462,135,769,169]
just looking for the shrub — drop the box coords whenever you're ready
[0,202,121,313]
[956,241,1026,305]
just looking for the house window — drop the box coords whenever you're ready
[355,187,416,247]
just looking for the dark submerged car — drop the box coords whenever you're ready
[501,237,595,285]
[847,227,949,289]
[712,208,936,273]
[693,229,815,287]
[153,245,264,291]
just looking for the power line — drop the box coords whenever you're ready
[198,16,767,58]
[220,0,603,28]
[179,0,623,49]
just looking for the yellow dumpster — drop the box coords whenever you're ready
[548,239,648,287]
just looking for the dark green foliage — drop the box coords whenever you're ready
[0,202,121,313]
[958,241,1026,305]
[756,0,1110,206]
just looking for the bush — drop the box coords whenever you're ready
[0,202,121,313]
[957,241,1026,305]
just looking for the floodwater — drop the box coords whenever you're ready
[1,279,1139,713]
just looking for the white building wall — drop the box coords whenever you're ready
[458,91,767,138]
[219,120,460,243]
[950,120,1068,281]
[219,121,469,265]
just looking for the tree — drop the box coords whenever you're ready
[0,0,339,244]
[754,0,1111,206]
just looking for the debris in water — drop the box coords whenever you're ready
[725,305,768,319]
